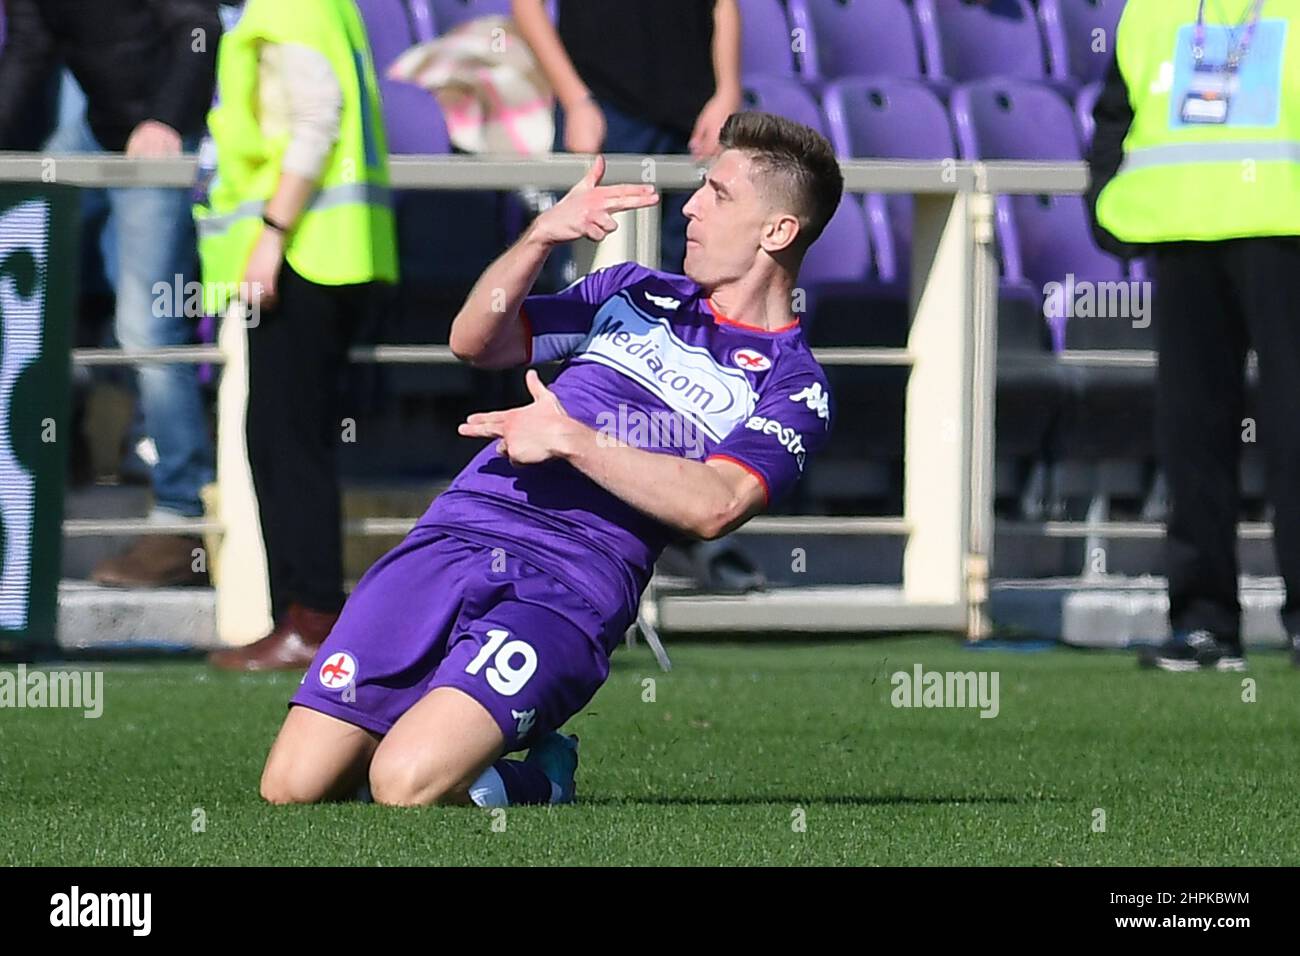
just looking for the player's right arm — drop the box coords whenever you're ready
[448,155,658,370]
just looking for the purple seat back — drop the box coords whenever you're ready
[430,0,511,30]
[1075,80,1101,147]
[824,77,955,159]
[356,0,418,71]
[741,76,828,136]
[787,0,923,83]
[1012,193,1125,286]
[1039,0,1125,84]
[739,0,797,77]
[950,79,1080,161]
[823,78,955,283]
[951,79,1124,346]
[915,0,1057,82]
[406,0,438,41]
[381,79,452,153]
[799,194,871,284]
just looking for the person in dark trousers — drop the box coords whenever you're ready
[1088,0,1300,670]
[0,0,221,588]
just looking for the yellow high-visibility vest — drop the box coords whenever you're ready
[195,0,397,310]
[1097,0,1300,242]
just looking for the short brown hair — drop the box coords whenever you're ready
[717,111,844,255]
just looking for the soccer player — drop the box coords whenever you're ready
[259,112,842,807]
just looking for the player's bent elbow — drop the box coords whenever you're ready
[694,499,744,541]
[448,324,483,366]
[450,321,524,370]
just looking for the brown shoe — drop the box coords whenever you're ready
[90,535,210,588]
[208,603,340,672]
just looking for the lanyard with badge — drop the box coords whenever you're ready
[1181,0,1268,124]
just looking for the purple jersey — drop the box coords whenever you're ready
[418,262,834,623]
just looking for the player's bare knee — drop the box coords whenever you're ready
[368,752,466,807]
[260,756,325,805]
[368,765,432,807]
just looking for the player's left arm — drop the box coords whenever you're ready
[564,430,767,541]
[458,367,832,539]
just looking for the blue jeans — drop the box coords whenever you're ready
[553,97,692,273]
[47,116,215,517]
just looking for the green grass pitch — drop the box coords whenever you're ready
[2,636,1297,866]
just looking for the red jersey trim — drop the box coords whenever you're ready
[706,454,771,506]
[705,297,801,334]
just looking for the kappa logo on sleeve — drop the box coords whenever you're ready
[644,291,681,310]
[790,382,830,424]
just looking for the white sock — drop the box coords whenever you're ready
[468,766,509,807]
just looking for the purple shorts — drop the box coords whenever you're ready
[289,526,627,751]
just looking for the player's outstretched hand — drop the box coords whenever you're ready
[458,369,580,466]
[530,154,659,245]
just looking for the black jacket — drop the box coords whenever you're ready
[0,0,222,151]
[1085,52,1142,259]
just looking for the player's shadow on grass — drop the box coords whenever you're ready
[582,794,1055,807]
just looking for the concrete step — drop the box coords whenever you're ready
[58,580,217,651]
[991,575,1289,649]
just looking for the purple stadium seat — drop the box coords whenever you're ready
[430,0,511,30]
[914,0,1063,83]
[800,193,906,501]
[356,0,419,72]
[1039,0,1126,85]
[823,78,956,160]
[799,194,871,285]
[406,0,438,41]
[379,78,504,301]
[787,0,923,83]
[822,78,955,284]
[380,79,452,153]
[951,79,1125,350]
[1075,80,1101,147]
[740,76,828,136]
[739,0,797,77]
[951,79,1080,161]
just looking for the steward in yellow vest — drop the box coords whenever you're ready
[1086,0,1300,672]
[194,0,397,312]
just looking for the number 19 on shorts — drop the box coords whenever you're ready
[464,628,537,697]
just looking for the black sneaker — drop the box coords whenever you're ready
[1290,634,1300,668]
[1138,630,1247,672]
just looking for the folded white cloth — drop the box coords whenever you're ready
[387,14,555,156]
